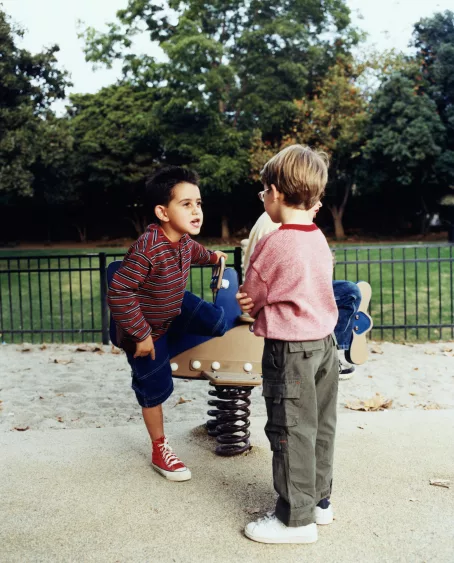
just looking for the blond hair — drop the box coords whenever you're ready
[260,144,329,209]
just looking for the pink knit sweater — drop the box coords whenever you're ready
[243,224,338,341]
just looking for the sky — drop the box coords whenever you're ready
[3,0,454,111]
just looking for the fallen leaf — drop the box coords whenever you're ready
[423,403,441,410]
[409,392,417,396]
[174,397,192,407]
[441,346,453,353]
[111,345,121,355]
[76,344,92,352]
[245,508,260,515]
[53,358,72,365]
[346,393,393,412]
[409,498,418,502]
[429,479,450,489]
[56,393,65,397]
[413,368,419,371]
[371,345,383,355]
[18,343,32,352]
[357,426,364,430]
[424,349,436,355]
[368,375,373,379]
[14,426,30,431]
[57,417,64,423]
[39,396,45,400]
[40,344,47,350]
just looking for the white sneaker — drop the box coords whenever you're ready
[338,353,355,381]
[315,500,334,525]
[244,514,318,544]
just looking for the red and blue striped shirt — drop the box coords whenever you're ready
[107,224,218,341]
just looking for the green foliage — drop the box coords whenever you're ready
[68,85,161,196]
[359,12,454,232]
[413,10,454,188]
[250,60,369,238]
[80,0,360,222]
[0,11,69,198]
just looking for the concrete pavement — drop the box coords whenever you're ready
[1,410,453,563]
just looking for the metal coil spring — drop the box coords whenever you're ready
[206,384,252,456]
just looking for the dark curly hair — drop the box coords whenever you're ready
[145,166,200,223]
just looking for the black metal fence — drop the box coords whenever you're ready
[0,249,242,345]
[0,244,452,344]
[332,244,454,341]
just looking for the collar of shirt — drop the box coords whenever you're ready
[278,224,318,232]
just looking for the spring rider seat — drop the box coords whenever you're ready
[107,258,264,456]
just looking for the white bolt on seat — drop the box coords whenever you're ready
[170,363,178,372]
[211,361,221,371]
[191,360,202,370]
[243,362,253,373]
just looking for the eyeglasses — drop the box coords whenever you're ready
[258,188,271,202]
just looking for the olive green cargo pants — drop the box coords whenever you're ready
[262,334,338,527]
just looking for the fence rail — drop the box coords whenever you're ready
[0,249,242,344]
[332,244,454,341]
[0,244,452,344]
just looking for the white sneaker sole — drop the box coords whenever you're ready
[315,504,333,525]
[339,370,355,381]
[244,525,318,544]
[152,463,192,482]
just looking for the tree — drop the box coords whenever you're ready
[362,66,446,233]
[413,11,454,195]
[81,0,360,236]
[0,10,69,198]
[66,84,163,237]
[250,59,369,239]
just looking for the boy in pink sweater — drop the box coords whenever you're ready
[237,144,338,544]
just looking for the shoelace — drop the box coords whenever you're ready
[158,439,184,468]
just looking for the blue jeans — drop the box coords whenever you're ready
[126,292,227,408]
[333,280,361,350]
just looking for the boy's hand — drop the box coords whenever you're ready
[236,285,255,313]
[214,250,228,263]
[134,334,155,360]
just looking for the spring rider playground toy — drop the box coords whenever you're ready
[108,258,264,457]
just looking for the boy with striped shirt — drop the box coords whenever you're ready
[108,166,227,482]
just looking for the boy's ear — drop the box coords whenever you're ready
[155,205,169,223]
[270,184,282,201]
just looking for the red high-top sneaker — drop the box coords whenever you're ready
[151,436,192,482]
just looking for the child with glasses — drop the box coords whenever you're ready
[241,209,368,379]
[236,144,345,544]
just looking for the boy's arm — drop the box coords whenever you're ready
[190,239,221,265]
[107,251,153,341]
[242,265,269,319]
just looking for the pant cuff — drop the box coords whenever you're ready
[275,502,315,528]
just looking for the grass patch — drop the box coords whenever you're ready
[0,249,235,344]
[333,245,454,342]
[1,245,453,343]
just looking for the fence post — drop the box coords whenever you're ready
[99,253,110,345]
[234,246,243,285]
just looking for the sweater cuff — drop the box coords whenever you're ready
[209,251,219,265]
[134,324,152,342]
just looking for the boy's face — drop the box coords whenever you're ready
[156,182,203,239]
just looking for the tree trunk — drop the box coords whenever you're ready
[331,209,346,240]
[328,183,351,240]
[221,215,230,241]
